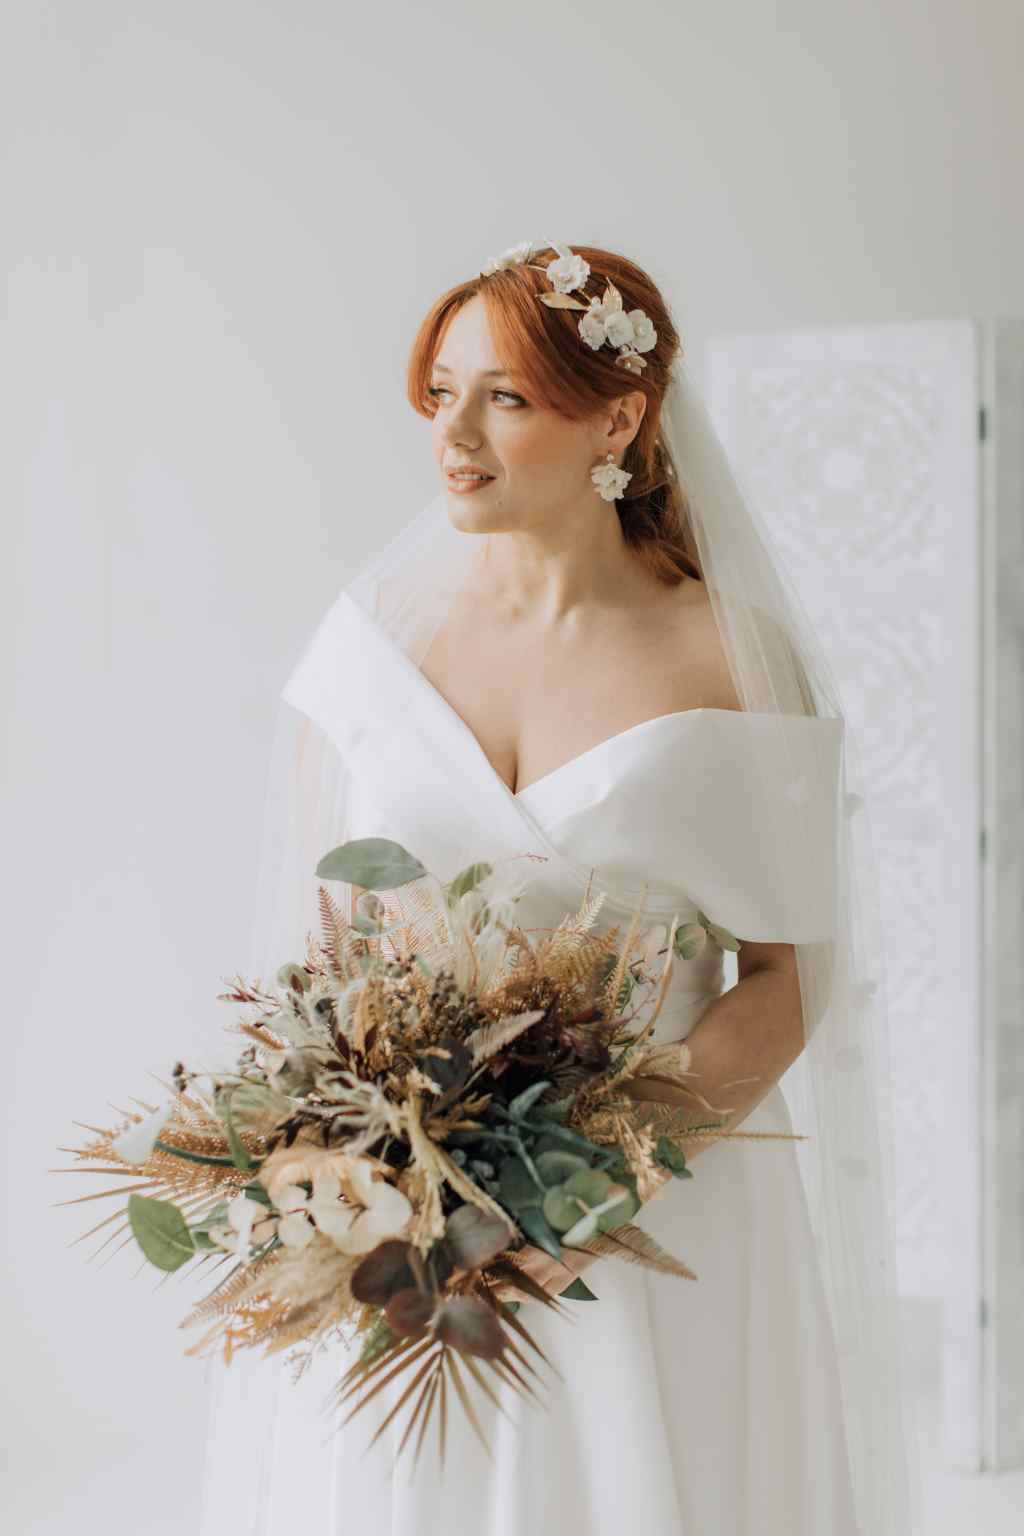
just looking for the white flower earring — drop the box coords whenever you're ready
[591,452,633,502]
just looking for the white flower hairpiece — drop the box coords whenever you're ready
[479,240,659,376]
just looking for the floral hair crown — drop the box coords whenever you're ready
[479,241,658,376]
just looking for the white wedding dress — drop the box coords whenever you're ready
[198,590,860,1535]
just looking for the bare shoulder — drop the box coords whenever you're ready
[661,577,744,714]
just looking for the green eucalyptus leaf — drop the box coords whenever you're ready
[558,1276,599,1301]
[534,1150,589,1186]
[508,1080,553,1120]
[531,1133,573,1158]
[596,1185,640,1231]
[498,1158,544,1210]
[216,1088,253,1171]
[532,1095,573,1124]
[655,1137,694,1178]
[563,1167,611,1206]
[542,1186,584,1233]
[152,1139,238,1168]
[128,1193,196,1272]
[673,922,707,960]
[446,861,493,902]
[520,1121,610,1160]
[515,1205,564,1261]
[314,837,429,890]
[601,1146,632,1180]
[706,921,741,952]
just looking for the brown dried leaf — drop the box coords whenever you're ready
[537,291,588,311]
[444,1205,515,1271]
[434,1295,505,1360]
[350,1239,419,1306]
[385,1286,437,1338]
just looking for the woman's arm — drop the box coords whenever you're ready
[663,936,804,1158]
[501,939,806,1299]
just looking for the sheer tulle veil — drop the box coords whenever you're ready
[201,350,924,1533]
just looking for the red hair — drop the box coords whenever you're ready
[406,243,702,585]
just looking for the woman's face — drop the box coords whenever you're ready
[429,295,620,534]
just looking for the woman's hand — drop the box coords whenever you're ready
[490,1242,602,1305]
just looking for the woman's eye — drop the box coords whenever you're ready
[427,385,525,407]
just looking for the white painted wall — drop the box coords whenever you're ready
[4,2,1021,1531]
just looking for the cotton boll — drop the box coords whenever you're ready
[111,1100,173,1164]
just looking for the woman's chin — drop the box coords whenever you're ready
[443,495,509,534]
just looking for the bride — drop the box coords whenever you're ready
[198,241,919,1534]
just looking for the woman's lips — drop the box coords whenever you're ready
[446,471,495,494]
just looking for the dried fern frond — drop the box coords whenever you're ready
[597,887,648,1024]
[576,1220,699,1281]
[317,883,365,984]
[464,1007,546,1069]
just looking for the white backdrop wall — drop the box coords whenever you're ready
[3,3,1021,1532]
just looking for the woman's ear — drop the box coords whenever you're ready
[602,388,647,453]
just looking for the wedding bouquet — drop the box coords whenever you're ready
[54,836,799,1470]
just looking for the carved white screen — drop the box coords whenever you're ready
[704,321,980,1305]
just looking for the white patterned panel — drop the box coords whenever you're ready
[706,324,978,1302]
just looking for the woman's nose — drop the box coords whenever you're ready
[444,427,483,452]
[441,397,483,447]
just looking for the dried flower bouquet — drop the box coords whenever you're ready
[54,837,800,1471]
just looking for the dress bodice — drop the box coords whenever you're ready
[282,591,845,1045]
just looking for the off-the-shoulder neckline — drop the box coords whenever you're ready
[336,590,827,804]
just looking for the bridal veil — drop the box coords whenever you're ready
[210,354,923,1535]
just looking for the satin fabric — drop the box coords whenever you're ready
[198,593,858,1535]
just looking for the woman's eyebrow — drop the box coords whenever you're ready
[432,362,512,378]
